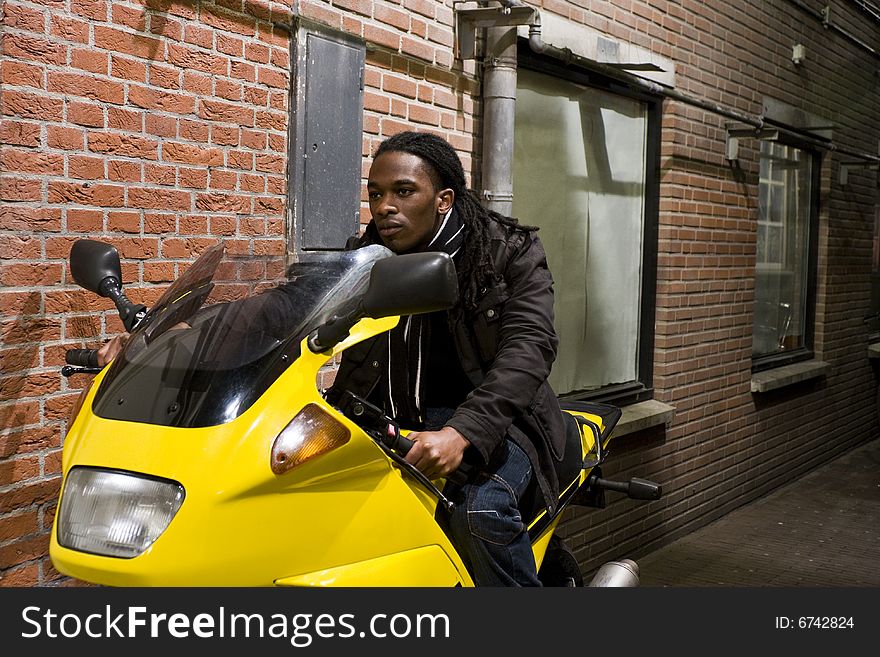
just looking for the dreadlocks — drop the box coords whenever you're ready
[371,131,533,311]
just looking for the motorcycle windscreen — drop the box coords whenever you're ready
[91,244,393,428]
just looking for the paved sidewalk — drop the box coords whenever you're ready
[635,438,880,587]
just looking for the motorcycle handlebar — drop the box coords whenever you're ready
[65,348,100,368]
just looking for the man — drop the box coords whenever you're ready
[326,131,567,586]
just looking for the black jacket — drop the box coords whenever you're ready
[328,217,567,512]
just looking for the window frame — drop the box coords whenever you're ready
[516,43,662,407]
[751,134,822,373]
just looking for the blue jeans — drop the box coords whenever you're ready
[426,408,541,587]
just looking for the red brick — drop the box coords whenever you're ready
[183,71,213,95]
[146,114,178,138]
[111,3,146,31]
[3,33,67,66]
[0,535,50,569]
[0,120,40,148]
[167,43,228,76]
[3,3,46,32]
[2,90,64,121]
[107,211,141,233]
[184,23,213,49]
[0,371,59,400]
[257,66,288,89]
[202,4,256,36]
[68,155,105,180]
[144,163,176,186]
[198,99,255,126]
[50,15,90,44]
[0,235,40,259]
[240,129,266,150]
[128,187,191,211]
[88,132,158,160]
[149,63,181,90]
[0,563,41,587]
[255,153,284,174]
[143,213,176,233]
[0,177,42,202]
[0,478,60,513]
[143,261,175,283]
[211,125,240,146]
[128,85,196,114]
[179,167,209,189]
[107,159,142,183]
[47,126,85,151]
[67,208,103,232]
[208,170,236,190]
[93,25,162,60]
[1,60,44,89]
[110,56,147,83]
[70,49,110,75]
[179,119,209,142]
[47,182,125,207]
[0,207,62,232]
[162,142,224,166]
[0,511,39,543]
[71,0,107,21]
[0,148,64,175]
[195,193,251,214]
[215,78,243,102]
[67,101,105,128]
[107,107,143,132]
[216,34,244,57]
[230,61,256,83]
[245,42,270,64]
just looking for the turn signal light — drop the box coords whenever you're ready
[270,403,350,475]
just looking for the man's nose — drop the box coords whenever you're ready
[375,194,397,217]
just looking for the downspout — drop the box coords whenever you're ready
[480,2,520,215]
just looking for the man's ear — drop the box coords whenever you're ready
[437,188,454,214]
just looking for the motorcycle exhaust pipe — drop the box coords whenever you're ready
[587,558,640,587]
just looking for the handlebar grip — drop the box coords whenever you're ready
[65,348,100,368]
[385,425,414,456]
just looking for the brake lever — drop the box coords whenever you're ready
[336,391,455,510]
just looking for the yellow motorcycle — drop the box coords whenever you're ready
[51,239,660,587]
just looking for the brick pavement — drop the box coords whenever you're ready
[634,439,880,587]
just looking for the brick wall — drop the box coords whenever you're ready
[2,0,878,585]
[550,0,880,572]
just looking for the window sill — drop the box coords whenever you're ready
[750,359,830,393]
[610,399,675,438]
[868,343,880,359]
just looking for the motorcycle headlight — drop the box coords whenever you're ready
[57,467,185,558]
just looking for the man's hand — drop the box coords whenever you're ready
[404,426,470,479]
[96,335,128,367]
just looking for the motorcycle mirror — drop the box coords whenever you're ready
[70,239,124,296]
[362,252,458,318]
[69,239,148,332]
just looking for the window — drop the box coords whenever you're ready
[288,23,365,258]
[512,58,660,405]
[752,140,820,367]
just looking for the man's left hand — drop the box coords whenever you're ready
[404,426,470,479]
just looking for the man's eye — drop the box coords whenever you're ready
[398,189,414,196]
[368,192,381,200]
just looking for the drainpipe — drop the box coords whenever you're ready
[480,3,520,215]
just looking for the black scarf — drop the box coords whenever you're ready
[386,208,464,426]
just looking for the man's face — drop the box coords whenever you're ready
[367,151,453,254]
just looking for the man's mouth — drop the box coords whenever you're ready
[377,223,403,237]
